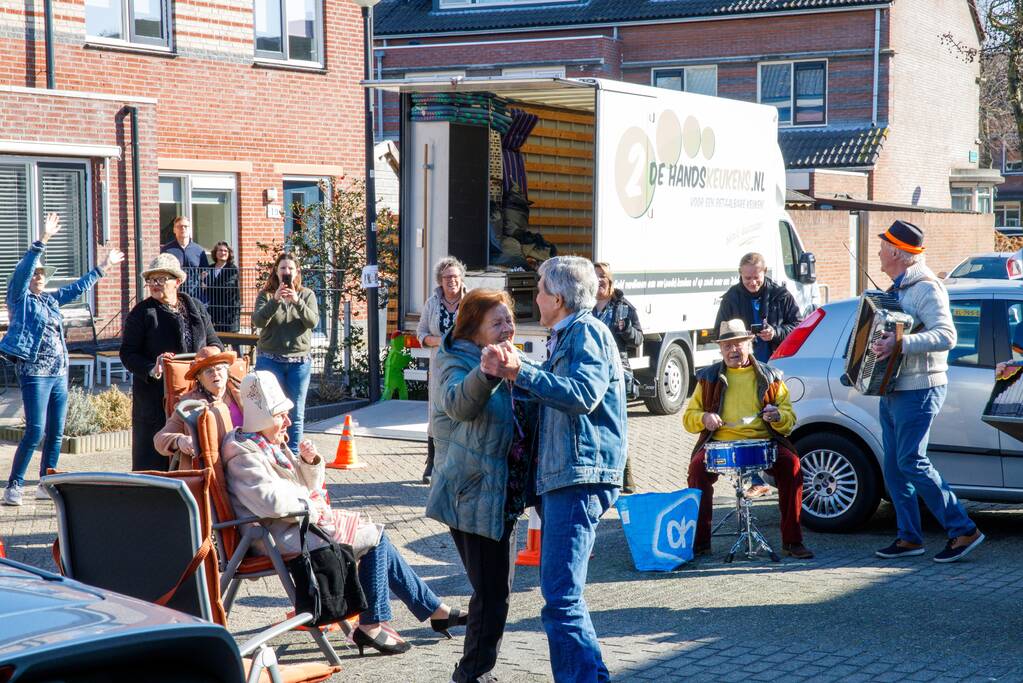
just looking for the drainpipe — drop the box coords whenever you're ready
[43,0,55,88]
[871,8,880,126]
[126,106,144,301]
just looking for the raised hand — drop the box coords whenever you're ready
[41,213,61,242]
[480,344,502,376]
[101,249,125,270]
[298,438,319,464]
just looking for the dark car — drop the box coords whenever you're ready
[0,557,243,682]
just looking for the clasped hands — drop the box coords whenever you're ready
[480,340,521,380]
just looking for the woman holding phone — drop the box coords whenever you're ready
[252,253,319,446]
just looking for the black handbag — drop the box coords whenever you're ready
[285,512,367,626]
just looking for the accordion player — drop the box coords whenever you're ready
[843,290,915,396]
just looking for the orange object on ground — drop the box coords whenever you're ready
[0,535,6,558]
[327,415,366,470]
[515,507,542,567]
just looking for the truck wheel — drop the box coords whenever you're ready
[643,344,689,415]
[796,432,881,532]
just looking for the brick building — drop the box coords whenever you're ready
[0,0,366,332]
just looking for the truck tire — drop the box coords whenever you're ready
[796,432,881,532]
[643,344,689,415]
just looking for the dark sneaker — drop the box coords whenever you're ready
[875,540,925,559]
[783,543,815,559]
[933,531,985,563]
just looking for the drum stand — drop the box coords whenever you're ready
[721,469,780,564]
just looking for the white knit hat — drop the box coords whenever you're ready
[240,371,294,433]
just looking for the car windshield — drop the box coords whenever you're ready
[949,256,1009,279]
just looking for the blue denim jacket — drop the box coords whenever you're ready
[514,309,627,495]
[0,241,104,362]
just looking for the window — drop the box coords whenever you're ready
[778,220,802,281]
[502,66,566,79]
[1005,160,1023,173]
[254,0,323,65]
[951,187,974,211]
[758,60,827,126]
[283,178,326,238]
[0,160,90,300]
[652,66,717,97]
[996,203,1021,228]
[158,174,237,261]
[1008,302,1023,361]
[949,300,984,366]
[85,0,170,47]
[978,187,993,214]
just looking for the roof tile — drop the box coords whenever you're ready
[779,125,888,169]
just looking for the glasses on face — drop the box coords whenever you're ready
[146,276,173,285]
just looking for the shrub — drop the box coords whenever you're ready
[63,387,101,437]
[93,387,132,433]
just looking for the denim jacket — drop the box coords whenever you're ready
[0,241,104,362]
[514,309,627,495]
[427,334,525,541]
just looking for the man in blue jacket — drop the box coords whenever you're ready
[482,255,626,683]
[160,216,208,301]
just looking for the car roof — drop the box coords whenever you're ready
[946,279,1023,294]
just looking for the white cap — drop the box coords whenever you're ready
[240,371,294,433]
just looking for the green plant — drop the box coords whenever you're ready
[63,387,101,437]
[93,387,132,433]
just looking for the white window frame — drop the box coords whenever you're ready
[0,155,95,304]
[650,65,718,97]
[85,0,172,50]
[757,59,828,128]
[951,185,976,212]
[253,0,325,68]
[159,173,239,264]
[502,66,566,79]
[995,202,1021,228]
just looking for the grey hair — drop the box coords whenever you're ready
[434,256,466,285]
[538,256,598,313]
[883,241,922,266]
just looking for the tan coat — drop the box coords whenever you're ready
[154,383,242,465]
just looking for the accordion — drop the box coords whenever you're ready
[843,290,915,396]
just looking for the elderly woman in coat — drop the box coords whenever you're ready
[417,256,467,484]
[222,371,467,656]
[120,253,222,472]
[427,289,535,683]
[154,346,242,468]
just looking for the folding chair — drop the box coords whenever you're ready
[175,399,347,666]
[43,471,342,683]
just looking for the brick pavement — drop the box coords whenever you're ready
[3,405,1023,681]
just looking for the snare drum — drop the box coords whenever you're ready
[704,439,776,473]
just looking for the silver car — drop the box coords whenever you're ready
[771,280,1023,532]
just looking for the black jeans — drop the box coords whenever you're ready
[450,522,517,683]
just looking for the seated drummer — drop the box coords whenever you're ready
[683,319,814,560]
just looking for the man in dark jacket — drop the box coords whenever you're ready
[714,252,802,363]
[161,216,209,301]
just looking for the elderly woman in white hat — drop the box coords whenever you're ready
[120,252,222,472]
[154,345,242,467]
[222,371,467,657]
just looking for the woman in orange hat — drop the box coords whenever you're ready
[154,345,242,468]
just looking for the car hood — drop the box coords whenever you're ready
[0,559,204,660]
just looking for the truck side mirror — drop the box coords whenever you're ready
[798,252,817,284]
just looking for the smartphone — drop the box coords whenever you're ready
[282,273,293,287]
[750,323,764,334]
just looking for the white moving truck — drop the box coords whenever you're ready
[370,77,819,414]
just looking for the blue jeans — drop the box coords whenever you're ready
[880,385,975,544]
[540,484,617,683]
[254,355,310,447]
[8,374,68,487]
[358,532,442,624]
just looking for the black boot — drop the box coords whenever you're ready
[423,437,435,485]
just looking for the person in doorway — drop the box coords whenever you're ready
[120,253,222,472]
[204,241,240,333]
[481,255,625,683]
[683,319,813,560]
[714,252,802,498]
[1,213,124,506]
[429,289,535,683]
[417,256,467,485]
[252,252,319,447]
[593,261,642,493]
[161,216,209,302]
[870,220,984,563]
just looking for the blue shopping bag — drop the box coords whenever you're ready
[616,489,702,572]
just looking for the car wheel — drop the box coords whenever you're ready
[643,344,689,415]
[796,432,881,532]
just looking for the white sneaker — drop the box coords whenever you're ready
[35,484,50,501]
[3,483,23,506]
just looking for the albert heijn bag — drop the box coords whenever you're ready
[616,488,702,571]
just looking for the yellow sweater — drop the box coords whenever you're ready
[682,365,795,441]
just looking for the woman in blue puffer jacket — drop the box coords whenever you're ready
[0,213,123,506]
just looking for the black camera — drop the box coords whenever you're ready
[282,273,293,287]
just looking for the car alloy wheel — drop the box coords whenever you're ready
[801,447,859,519]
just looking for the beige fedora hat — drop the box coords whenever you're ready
[717,319,754,343]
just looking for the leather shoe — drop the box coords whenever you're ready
[783,543,814,559]
[745,484,771,498]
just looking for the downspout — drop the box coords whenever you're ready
[43,0,55,88]
[126,106,144,301]
[871,8,880,126]
[376,46,384,142]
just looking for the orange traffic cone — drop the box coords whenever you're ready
[327,415,366,470]
[515,507,542,567]
[0,535,6,558]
